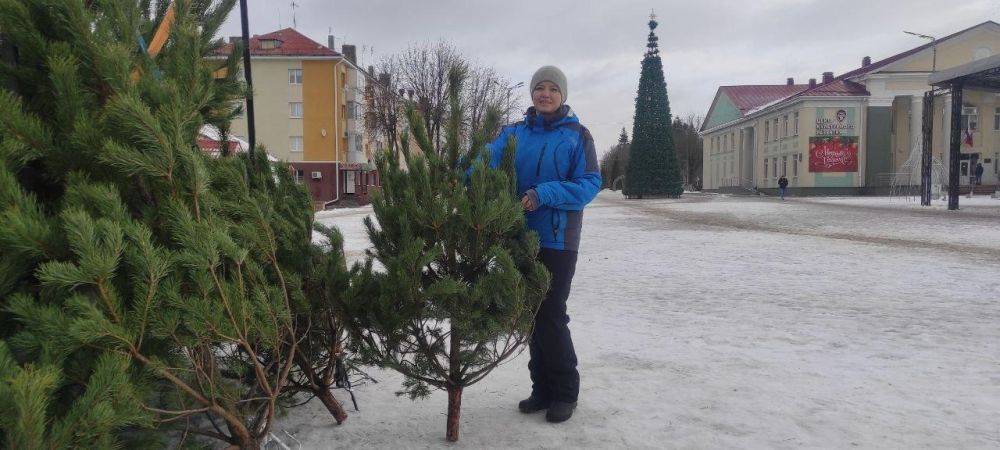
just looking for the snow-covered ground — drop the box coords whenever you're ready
[280,191,1000,449]
[797,194,1000,215]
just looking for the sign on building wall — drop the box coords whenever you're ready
[809,136,858,172]
[808,107,859,173]
[814,107,857,137]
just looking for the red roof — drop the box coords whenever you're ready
[197,136,242,152]
[720,85,810,113]
[703,81,868,131]
[213,28,339,58]
[793,79,869,98]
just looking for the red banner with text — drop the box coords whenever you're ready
[808,136,858,172]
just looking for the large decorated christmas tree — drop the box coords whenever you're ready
[624,13,684,198]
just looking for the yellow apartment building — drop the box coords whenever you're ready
[211,28,372,165]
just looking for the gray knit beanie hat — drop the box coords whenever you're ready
[530,65,568,103]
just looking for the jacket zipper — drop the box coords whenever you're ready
[552,211,560,240]
[553,146,563,180]
[535,144,547,178]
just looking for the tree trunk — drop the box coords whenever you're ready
[294,347,348,424]
[317,386,348,424]
[226,421,259,450]
[446,385,463,442]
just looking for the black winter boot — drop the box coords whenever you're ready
[518,395,550,414]
[545,401,577,423]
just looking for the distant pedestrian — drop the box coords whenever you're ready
[975,163,984,186]
[778,175,789,200]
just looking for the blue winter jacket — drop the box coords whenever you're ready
[485,106,601,251]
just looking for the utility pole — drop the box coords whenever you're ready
[905,30,938,206]
[239,0,256,154]
[948,84,963,210]
[920,91,934,206]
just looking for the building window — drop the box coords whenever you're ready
[783,115,788,137]
[782,155,788,176]
[960,106,978,131]
[994,107,999,131]
[260,39,281,50]
[765,122,770,141]
[772,158,778,179]
[293,169,304,183]
[794,111,799,135]
[289,69,303,84]
[731,132,735,150]
[793,153,800,177]
[290,102,303,118]
[290,136,303,153]
[764,158,768,179]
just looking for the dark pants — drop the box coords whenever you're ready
[529,248,580,403]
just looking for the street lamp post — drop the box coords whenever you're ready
[239,0,256,155]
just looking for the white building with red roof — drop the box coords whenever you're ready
[196,125,279,162]
[700,21,1000,195]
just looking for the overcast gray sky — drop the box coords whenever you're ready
[219,0,997,156]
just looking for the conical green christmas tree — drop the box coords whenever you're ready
[341,67,549,443]
[0,1,345,447]
[624,13,684,198]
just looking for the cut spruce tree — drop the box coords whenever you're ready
[624,14,684,198]
[283,223,353,424]
[0,0,347,448]
[343,68,550,442]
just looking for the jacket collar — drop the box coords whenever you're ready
[525,105,577,131]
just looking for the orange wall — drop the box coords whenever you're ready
[303,60,336,161]
[336,64,347,160]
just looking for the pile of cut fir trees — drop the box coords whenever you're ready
[0,0,548,448]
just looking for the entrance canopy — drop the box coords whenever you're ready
[927,54,1000,210]
[929,54,1000,90]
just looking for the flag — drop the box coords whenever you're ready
[963,129,974,147]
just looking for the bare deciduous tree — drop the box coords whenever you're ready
[673,114,704,189]
[364,41,521,159]
[364,63,406,158]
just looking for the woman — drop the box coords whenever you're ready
[485,65,601,423]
